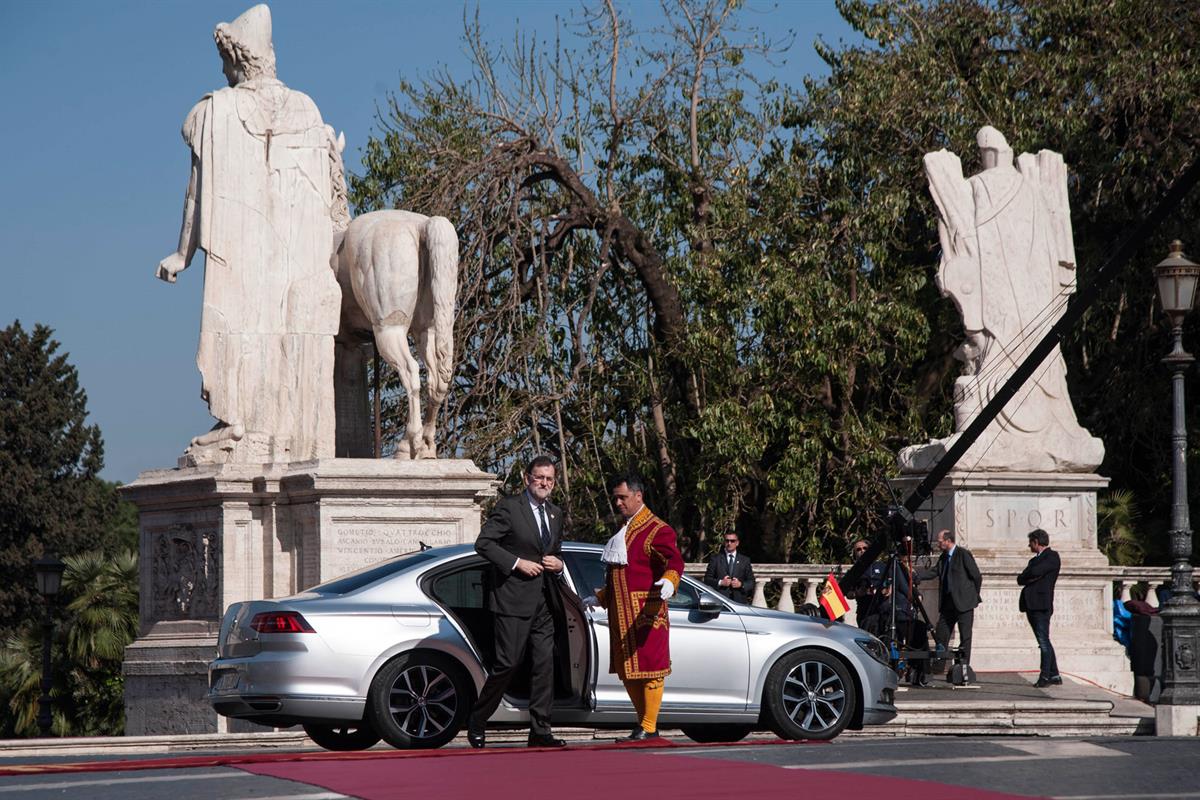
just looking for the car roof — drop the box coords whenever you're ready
[420,541,602,559]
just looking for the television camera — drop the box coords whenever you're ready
[841,507,943,684]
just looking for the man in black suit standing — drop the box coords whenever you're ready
[1018,528,1061,687]
[703,532,756,603]
[467,455,567,748]
[933,528,982,669]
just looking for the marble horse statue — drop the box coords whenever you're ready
[335,209,460,459]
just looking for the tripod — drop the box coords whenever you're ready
[868,548,937,684]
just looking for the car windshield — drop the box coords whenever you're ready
[308,549,442,595]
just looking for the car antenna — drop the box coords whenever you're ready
[419,541,432,551]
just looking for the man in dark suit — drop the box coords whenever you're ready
[467,455,566,748]
[703,532,755,603]
[933,528,982,669]
[1018,528,1061,687]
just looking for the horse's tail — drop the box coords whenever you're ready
[423,216,459,393]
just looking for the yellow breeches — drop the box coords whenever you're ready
[622,677,665,733]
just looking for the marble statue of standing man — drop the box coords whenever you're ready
[156,4,345,465]
[900,126,1104,473]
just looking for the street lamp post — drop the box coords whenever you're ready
[1152,241,1200,733]
[33,556,65,737]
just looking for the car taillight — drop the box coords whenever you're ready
[249,611,315,633]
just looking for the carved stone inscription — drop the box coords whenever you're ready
[973,585,1103,633]
[323,520,460,580]
[966,492,1079,549]
[151,523,221,620]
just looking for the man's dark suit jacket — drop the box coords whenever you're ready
[1017,547,1060,613]
[938,545,982,612]
[703,551,756,603]
[475,492,564,617]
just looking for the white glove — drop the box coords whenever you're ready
[581,595,599,608]
[655,578,675,601]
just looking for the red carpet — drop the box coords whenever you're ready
[241,748,1042,800]
[0,737,812,777]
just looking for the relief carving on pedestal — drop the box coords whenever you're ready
[153,524,221,620]
[1175,641,1197,673]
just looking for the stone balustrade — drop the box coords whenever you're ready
[684,562,1188,614]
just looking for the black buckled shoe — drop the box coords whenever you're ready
[618,729,659,741]
[467,728,486,749]
[527,732,567,748]
[1034,675,1062,688]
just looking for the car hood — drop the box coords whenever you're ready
[741,606,842,627]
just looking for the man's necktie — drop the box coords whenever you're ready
[727,553,735,574]
[538,505,551,551]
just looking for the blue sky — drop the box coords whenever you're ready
[0,1,858,483]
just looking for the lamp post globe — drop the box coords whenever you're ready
[1151,241,1200,720]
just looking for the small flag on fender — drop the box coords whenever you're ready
[819,572,850,620]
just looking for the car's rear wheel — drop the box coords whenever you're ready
[763,648,856,740]
[679,723,755,743]
[367,651,472,749]
[303,722,381,751]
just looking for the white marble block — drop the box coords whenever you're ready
[120,458,496,735]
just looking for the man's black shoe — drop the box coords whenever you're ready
[1034,676,1061,688]
[618,729,659,741]
[1047,675,1063,685]
[467,728,486,749]
[527,733,567,748]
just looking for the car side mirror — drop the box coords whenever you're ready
[697,596,723,615]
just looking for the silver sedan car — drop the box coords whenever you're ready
[208,543,898,750]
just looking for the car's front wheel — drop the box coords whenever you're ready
[679,723,755,743]
[303,722,381,751]
[367,651,472,749]
[762,648,856,740]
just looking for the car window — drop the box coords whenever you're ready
[563,551,606,599]
[668,579,701,610]
[308,550,442,595]
[429,566,486,609]
[563,550,701,610]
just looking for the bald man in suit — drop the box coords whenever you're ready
[933,528,982,668]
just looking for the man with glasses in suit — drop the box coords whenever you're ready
[704,533,756,603]
[467,455,567,748]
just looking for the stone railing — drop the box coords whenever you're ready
[684,562,1186,613]
[1111,566,1191,607]
[682,562,841,612]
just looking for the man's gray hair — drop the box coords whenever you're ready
[525,454,557,475]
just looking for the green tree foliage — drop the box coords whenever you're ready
[1098,489,1143,566]
[352,0,1200,564]
[0,322,129,632]
[0,550,138,736]
[795,0,1200,560]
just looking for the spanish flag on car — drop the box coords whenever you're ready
[819,572,850,620]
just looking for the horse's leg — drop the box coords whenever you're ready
[373,324,421,460]
[415,326,442,458]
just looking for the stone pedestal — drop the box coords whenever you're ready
[1156,704,1200,736]
[119,458,497,735]
[890,471,1132,694]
